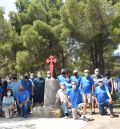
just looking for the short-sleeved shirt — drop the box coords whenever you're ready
[57,74,66,83]
[80,76,94,94]
[64,80,72,91]
[94,85,109,105]
[0,86,4,95]
[8,80,21,98]
[21,79,32,94]
[70,75,81,88]
[56,89,67,103]
[116,76,120,92]
[103,77,112,93]
[16,90,30,103]
[91,74,103,87]
[67,88,82,108]
[2,96,15,106]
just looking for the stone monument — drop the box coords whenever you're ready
[32,55,62,118]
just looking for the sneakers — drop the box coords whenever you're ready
[64,116,69,119]
[74,116,79,120]
[82,116,89,122]
[110,114,114,118]
[89,112,93,115]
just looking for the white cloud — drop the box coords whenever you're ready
[0,0,17,19]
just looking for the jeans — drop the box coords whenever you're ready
[118,91,120,99]
[99,99,113,115]
[61,102,69,116]
[20,103,29,118]
[0,97,2,114]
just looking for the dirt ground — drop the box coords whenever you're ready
[81,100,120,129]
[0,100,119,129]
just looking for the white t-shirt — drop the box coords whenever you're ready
[56,89,67,103]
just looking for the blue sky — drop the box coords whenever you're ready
[114,44,120,56]
[0,0,17,19]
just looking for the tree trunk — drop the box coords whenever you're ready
[90,46,96,69]
[97,35,105,74]
[94,42,99,68]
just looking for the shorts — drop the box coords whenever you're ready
[72,103,85,118]
[82,94,92,104]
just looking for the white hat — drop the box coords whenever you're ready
[73,69,78,73]
[98,78,103,82]
[84,69,89,73]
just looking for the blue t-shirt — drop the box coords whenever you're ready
[64,80,72,91]
[67,88,82,108]
[70,75,81,88]
[57,74,66,83]
[116,76,120,91]
[16,90,30,103]
[80,76,94,94]
[94,85,109,105]
[103,77,112,93]
[8,80,21,97]
[0,86,3,95]
[21,79,32,94]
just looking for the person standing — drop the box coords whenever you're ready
[57,68,66,83]
[103,70,114,95]
[21,74,33,97]
[91,68,103,87]
[8,74,21,98]
[64,74,72,92]
[33,72,45,105]
[80,69,94,115]
[94,79,114,118]
[0,82,4,116]
[91,68,103,114]
[70,70,81,89]
[115,75,120,99]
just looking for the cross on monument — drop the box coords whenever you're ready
[46,55,57,78]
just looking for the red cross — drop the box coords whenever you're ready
[46,55,57,77]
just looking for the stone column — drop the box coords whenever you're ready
[32,79,62,118]
[44,79,60,106]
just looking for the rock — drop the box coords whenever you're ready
[32,106,62,118]
[32,79,61,118]
[44,79,60,106]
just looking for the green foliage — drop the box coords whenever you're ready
[15,51,32,72]
[0,0,120,74]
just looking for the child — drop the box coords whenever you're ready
[55,83,69,118]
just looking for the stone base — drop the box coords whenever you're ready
[32,106,62,118]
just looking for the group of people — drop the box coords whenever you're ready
[0,72,46,118]
[0,68,120,120]
[55,68,120,120]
